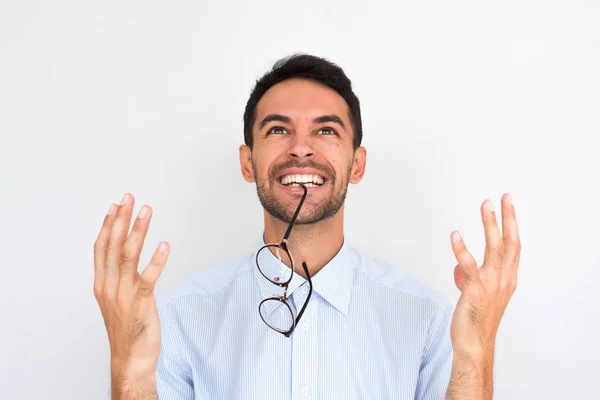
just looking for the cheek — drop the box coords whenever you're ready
[254,155,278,180]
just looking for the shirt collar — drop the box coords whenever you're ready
[251,233,358,316]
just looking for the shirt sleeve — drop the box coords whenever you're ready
[414,302,454,400]
[156,303,195,399]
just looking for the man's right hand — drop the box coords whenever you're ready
[93,193,170,399]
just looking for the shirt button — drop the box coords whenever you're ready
[301,387,309,396]
[301,286,309,294]
[302,323,309,331]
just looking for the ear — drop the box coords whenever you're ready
[349,146,366,184]
[239,144,255,183]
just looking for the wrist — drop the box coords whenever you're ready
[453,337,495,361]
[111,356,157,378]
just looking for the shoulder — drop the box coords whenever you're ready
[156,252,253,310]
[352,247,453,313]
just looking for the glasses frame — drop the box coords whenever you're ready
[256,183,313,337]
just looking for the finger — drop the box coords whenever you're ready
[501,193,521,270]
[480,199,504,271]
[139,242,170,296]
[93,204,118,300]
[104,193,135,299]
[450,231,480,284]
[118,205,153,289]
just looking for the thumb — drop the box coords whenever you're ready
[450,231,480,285]
[454,264,466,292]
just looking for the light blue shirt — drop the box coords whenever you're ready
[156,237,454,399]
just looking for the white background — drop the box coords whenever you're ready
[1,1,599,399]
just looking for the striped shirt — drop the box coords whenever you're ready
[156,237,454,399]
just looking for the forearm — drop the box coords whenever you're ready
[445,351,493,400]
[111,372,158,400]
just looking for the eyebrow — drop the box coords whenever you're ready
[313,115,346,130]
[258,114,291,130]
[258,114,346,130]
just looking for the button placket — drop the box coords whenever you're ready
[291,290,318,399]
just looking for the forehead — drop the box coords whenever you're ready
[254,78,350,124]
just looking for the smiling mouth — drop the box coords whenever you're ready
[279,174,326,188]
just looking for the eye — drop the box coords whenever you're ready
[317,127,337,135]
[267,126,288,135]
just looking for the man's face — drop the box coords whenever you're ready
[240,78,366,225]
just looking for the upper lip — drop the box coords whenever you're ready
[276,168,328,182]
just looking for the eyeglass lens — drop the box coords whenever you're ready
[256,244,293,285]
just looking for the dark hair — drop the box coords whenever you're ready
[243,53,362,150]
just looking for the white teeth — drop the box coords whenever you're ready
[287,182,319,187]
[280,174,325,186]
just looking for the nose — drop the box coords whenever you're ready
[288,132,315,159]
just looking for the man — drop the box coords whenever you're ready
[94,54,521,399]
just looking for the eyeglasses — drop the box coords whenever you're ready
[256,183,313,337]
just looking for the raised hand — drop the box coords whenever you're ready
[446,193,521,399]
[93,193,170,397]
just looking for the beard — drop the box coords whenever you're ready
[253,158,352,225]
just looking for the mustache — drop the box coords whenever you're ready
[269,160,334,181]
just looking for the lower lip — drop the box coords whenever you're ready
[277,181,327,192]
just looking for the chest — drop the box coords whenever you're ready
[184,295,426,400]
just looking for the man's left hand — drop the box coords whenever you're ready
[449,193,521,358]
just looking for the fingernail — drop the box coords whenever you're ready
[158,242,168,252]
[137,206,148,219]
[452,232,462,242]
[107,204,116,215]
[486,200,494,212]
[120,193,130,205]
[506,194,513,205]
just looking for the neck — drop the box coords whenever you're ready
[263,206,345,278]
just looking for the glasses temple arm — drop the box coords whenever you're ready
[292,261,313,328]
[282,184,308,243]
